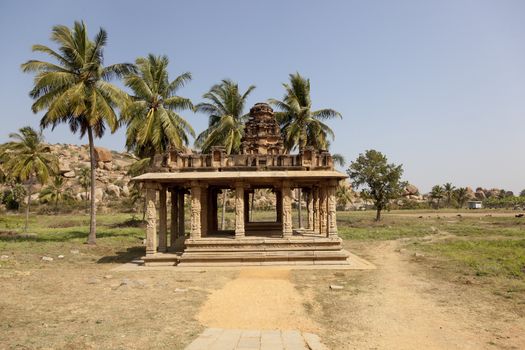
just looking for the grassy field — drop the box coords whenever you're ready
[338,210,525,308]
[1,208,524,348]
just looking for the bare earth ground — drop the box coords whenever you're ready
[293,240,525,349]
[0,265,236,349]
[197,268,320,332]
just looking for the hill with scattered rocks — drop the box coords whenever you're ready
[35,143,136,203]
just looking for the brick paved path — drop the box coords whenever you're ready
[184,328,327,350]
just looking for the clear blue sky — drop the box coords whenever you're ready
[1,0,524,193]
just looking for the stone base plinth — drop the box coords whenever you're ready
[177,234,349,266]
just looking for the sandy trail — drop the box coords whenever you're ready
[197,268,319,332]
[195,243,524,349]
[346,241,525,350]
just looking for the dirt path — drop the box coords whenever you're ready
[197,268,320,332]
[195,243,524,349]
[344,241,525,350]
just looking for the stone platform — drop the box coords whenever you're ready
[142,233,350,267]
[185,328,327,350]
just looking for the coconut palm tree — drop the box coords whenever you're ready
[454,187,468,209]
[121,54,195,162]
[195,79,255,154]
[21,21,134,244]
[195,79,255,229]
[443,182,456,207]
[1,127,57,231]
[270,73,341,226]
[39,175,72,210]
[430,185,445,209]
[269,72,341,152]
[332,153,346,168]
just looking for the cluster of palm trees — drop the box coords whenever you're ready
[17,21,342,243]
[429,183,469,209]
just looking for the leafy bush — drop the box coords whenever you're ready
[2,184,27,211]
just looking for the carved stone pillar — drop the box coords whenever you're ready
[158,186,167,252]
[327,181,338,237]
[313,187,320,234]
[190,182,201,239]
[170,188,178,247]
[305,189,313,230]
[319,186,328,237]
[178,191,185,237]
[282,181,293,237]
[235,182,245,238]
[200,185,208,237]
[145,185,157,255]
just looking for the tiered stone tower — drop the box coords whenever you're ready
[241,103,284,155]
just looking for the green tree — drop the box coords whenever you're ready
[121,54,194,162]
[269,72,341,152]
[443,182,456,207]
[1,183,27,211]
[347,150,405,221]
[195,79,255,154]
[336,182,353,210]
[430,185,445,209]
[520,189,525,197]
[454,187,468,209]
[39,175,72,209]
[21,21,133,244]
[195,79,255,229]
[1,127,57,231]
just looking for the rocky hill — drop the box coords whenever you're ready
[42,144,136,202]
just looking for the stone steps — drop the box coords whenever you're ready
[142,235,350,267]
[177,236,349,266]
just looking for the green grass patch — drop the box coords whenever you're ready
[0,213,145,268]
[337,211,434,240]
[416,239,525,279]
[438,217,525,238]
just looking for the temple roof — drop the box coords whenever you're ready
[133,170,347,183]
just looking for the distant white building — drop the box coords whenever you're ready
[468,201,483,209]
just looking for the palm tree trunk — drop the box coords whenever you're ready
[87,126,97,245]
[24,176,33,232]
[221,191,227,230]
